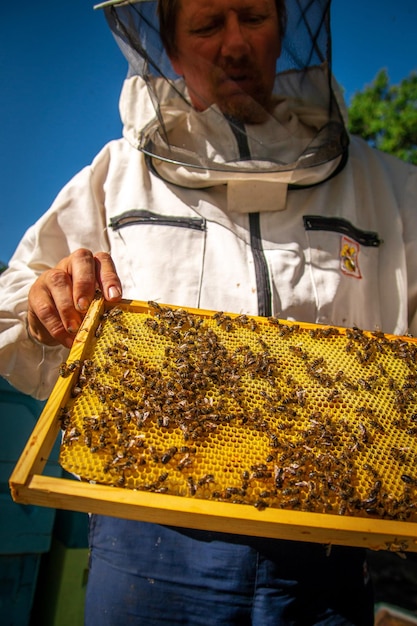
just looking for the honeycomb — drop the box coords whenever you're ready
[59,300,417,522]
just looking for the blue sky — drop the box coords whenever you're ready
[1,0,417,264]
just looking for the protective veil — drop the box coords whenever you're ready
[96,0,348,210]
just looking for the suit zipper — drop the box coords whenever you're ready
[303,215,382,247]
[109,209,206,232]
[228,119,272,317]
[249,213,272,317]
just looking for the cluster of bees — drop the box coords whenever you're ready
[59,301,417,523]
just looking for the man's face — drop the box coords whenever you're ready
[169,0,281,123]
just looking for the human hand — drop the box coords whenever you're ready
[27,249,122,348]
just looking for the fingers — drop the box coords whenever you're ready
[28,267,82,349]
[61,248,98,314]
[27,249,123,348]
[94,252,123,302]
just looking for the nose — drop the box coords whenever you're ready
[220,13,250,59]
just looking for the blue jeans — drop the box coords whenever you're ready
[85,515,374,625]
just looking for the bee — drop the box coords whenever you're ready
[363,463,379,479]
[357,378,372,391]
[59,407,72,429]
[327,389,341,403]
[235,314,249,326]
[148,300,162,312]
[116,474,126,487]
[254,500,268,511]
[66,427,81,444]
[187,476,197,496]
[346,326,365,340]
[144,318,159,331]
[401,474,417,485]
[161,447,178,464]
[216,313,233,331]
[359,423,370,443]
[289,345,308,359]
[259,491,272,498]
[368,419,385,434]
[395,389,415,410]
[371,329,386,340]
[309,357,324,370]
[227,486,245,498]
[318,326,339,338]
[157,472,169,484]
[345,340,354,353]
[157,415,172,428]
[197,474,215,487]
[59,359,81,377]
[250,469,272,480]
[268,315,283,327]
[71,385,83,397]
[269,433,280,448]
[106,306,124,319]
[376,363,388,377]
[249,318,259,332]
[94,321,104,337]
[274,466,284,489]
[385,540,409,556]
[286,497,301,509]
[148,446,160,463]
[177,453,192,471]
[390,446,409,464]
[342,379,358,391]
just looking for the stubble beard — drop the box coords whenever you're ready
[213,65,275,124]
[217,91,274,124]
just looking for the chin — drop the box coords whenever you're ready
[218,93,272,125]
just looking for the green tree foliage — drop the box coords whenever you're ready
[347,68,417,165]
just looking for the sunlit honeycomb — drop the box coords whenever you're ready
[59,300,417,521]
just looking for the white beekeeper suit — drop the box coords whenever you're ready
[0,1,417,401]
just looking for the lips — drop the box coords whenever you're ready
[224,69,247,79]
[218,62,260,90]
[220,70,254,88]
[222,66,251,79]
[220,77,259,102]
[228,75,249,86]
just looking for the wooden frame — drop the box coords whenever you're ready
[9,298,417,553]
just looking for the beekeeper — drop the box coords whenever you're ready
[1,0,416,623]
